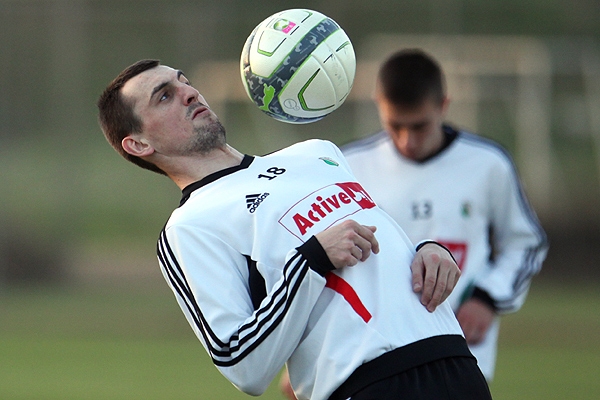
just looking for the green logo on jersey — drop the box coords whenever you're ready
[319,157,339,166]
[461,202,472,217]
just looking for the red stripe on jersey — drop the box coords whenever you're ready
[325,273,372,323]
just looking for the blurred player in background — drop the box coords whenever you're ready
[342,49,549,381]
[97,59,492,399]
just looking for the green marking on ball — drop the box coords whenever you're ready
[259,84,276,111]
[257,37,286,57]
[298,69,334,111]
[336,41,351,52]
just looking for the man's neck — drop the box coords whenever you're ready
[169,145,245,189]
[416,125,458,163]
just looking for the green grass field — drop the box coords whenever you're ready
[1,279,598,399]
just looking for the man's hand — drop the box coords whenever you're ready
[279,369,297,400]
[315,220,379,269]
[456,298,495,344]
[411,243,460,312]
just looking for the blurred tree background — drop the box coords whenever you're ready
[0,0,599,288]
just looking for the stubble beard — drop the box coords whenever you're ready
[185,117,227,156]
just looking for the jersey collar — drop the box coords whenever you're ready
[179,154,255,206]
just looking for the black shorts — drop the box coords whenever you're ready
[329,335,492,400]
[348,356,491,399]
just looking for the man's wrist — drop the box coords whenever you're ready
[415,240,457,264]
[297,236,336,276]
[470,287,498,313]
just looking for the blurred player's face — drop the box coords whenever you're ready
[375,94,448,161]
[122,65,225,158]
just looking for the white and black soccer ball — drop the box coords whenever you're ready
[240,9,356,124]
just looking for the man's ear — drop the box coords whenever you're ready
[122,135,155,157]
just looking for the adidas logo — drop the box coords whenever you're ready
[246,193,270,213]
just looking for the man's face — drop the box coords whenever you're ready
[121,65,225,157]
[375,94,448,161]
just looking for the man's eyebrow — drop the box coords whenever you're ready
[149,70,186,100]
[178,70,191,84]
[150,81,169,101]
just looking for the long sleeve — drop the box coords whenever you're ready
[157,226,333,395]
[473,153,548,314]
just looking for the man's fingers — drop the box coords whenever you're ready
[425,267,449,312]
[349,246,363,264]
[449,268,460,294]
[420,264,438,309]
[316,221,379,269]
[410,256,424,292]
[416,250,442,306]
[364,226,379,254]
[355,225,379,257]
[346,224,378,263]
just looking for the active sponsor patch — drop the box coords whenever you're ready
[279,182,375,240]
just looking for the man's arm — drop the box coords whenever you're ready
[471,155,548,314]
[458,153,548,343]
[158,220,380,396]
[158,226,330,395]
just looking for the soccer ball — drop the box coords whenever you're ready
[240,9,356,124]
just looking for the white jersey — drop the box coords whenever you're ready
[342,127,548,379]
[157,139,466,400]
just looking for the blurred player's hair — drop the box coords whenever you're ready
[377,49,446,107]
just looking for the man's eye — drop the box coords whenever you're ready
[159,92,170,102]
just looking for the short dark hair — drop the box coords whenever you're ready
[97,59,166,175]
[377,49,446,107]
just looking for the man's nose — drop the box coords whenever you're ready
[183,85,199,105]
[397,130,420,155]
[395,127,410,144]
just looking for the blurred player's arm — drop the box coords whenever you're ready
[458,157,548,344]
[471,157,548,315]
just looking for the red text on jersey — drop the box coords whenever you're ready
[279,182,376,240]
